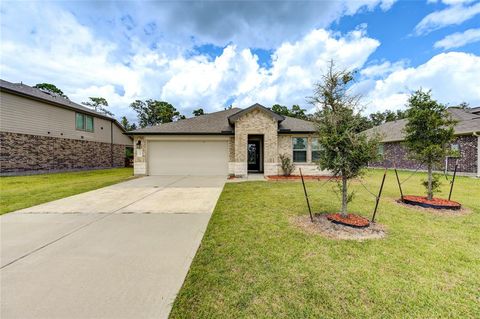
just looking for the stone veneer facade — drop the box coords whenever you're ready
[369,135,478,175]
[233,109,279,176]
[133,135,147,175]
[0,131,130,174]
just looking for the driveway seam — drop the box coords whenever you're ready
[1,176,188,270]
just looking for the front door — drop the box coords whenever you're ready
[248,140,261,171]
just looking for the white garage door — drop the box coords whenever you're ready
[147,140,229,176]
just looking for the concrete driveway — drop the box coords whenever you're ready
[1,175,225,319]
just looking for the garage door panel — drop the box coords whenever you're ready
[148,140,228,176]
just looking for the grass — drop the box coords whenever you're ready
[0,168,134,215]
[170,169,480,318]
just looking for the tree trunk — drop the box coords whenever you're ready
[427,163,433,200]
[341,174,348,217]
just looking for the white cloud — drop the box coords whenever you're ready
[234,28,380,107]
[415,2,480,35]
[359,52,480,112]
[0,2,381,120]
[360,60,407,78]
[160,46,266,111]
[434,28,480,49]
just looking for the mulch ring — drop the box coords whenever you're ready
[401,195,461,210]
[326,213,370,228]
[393,197,471,216]
[292,214,387,241]
[267,175,338,181]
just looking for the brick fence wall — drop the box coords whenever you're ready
[0,131,129,174]
[369,135,478,173]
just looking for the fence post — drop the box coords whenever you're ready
[371,169,387,223]
[299,168,314,222]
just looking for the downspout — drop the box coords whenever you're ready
[110,120,114,167]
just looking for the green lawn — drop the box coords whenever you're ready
[0,168,134,215]
[170,169,480,318]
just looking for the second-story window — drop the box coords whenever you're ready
[76,113,94,132]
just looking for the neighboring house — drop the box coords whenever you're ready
[364,107,480,177]
[0,79,133,175]
[128,103,328,177]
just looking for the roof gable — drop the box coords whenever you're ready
[228,103,285,124]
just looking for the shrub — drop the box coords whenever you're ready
[421,173,442,196]
[279,154,295,176]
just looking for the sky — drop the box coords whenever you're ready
[1,0,479,123]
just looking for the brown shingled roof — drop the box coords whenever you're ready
[128,103,317,135]
[129,108,240,135]
[363,108,480,142]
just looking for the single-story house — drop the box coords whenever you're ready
[0,79,133,175]
[364,107,480,177]
[127,103,328,177]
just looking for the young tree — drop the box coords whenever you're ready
[34,83,69,99]
[403,89,457,200]
[130,99,184,128]
[193,108,205,116]
[82,97,113,116]
[311,62,380,216]
[120,116,137,131]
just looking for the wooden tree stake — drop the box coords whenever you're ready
[371,169,387,223]
[394,168,404,200]
[448,164,458,201]
[299,168,314,222]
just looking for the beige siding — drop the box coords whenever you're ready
[0,91,132,145]
[112,120,133,145]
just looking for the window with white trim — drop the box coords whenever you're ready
[293,137,307,163]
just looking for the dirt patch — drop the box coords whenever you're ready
[292,214,387,241]
[393,198,471,216]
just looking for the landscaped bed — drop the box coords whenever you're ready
[325,212,371,227]
[170,169,479,318]
[401,194,461,210]
[0,168,134,215]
